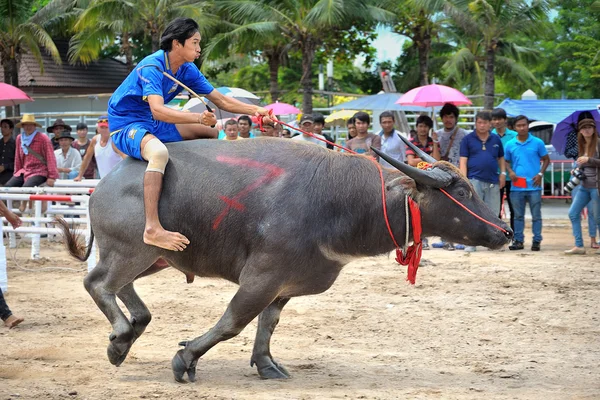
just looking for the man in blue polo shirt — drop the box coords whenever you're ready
[492,107,518,231]
[504,115,550,251]
[460,111,506,252]
[108,18,271,252]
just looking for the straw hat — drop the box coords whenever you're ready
[15,114,42,128]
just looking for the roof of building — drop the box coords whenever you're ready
[497,98,600,124]
[0,40,130,95]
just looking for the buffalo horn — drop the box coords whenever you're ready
[371,147,453,188]
[396,133,437,164]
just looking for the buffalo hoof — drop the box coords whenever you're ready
[252,358,291,379]
[172,349,198,383]
[107,332,133,367]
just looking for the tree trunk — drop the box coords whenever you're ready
[416,37,430,86]
[3,55,20,118]
[484,44,496,110]
[267,52,280,103]
[150,21,160,52]
[121,32,134,72]
[301,36,316,115]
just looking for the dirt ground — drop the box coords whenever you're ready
[1,221,599,400]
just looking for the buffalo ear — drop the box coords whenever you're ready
[387,176,417,195]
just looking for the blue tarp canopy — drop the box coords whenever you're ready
[331,92,435,112]
[497,98,600,124]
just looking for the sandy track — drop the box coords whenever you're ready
[1,222,599,399]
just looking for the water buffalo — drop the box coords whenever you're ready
[59,135,512,383]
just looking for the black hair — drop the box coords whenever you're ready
[353,111,370,125]
[578,111,594,123]
[513,115,529,125]
[379,111,395,122]
[160,18,199,51]
[0,119,14,129]
[224,119,238,128]
[237,115,252,125]
[313,113,325,125]
[416,115,433,129]
[491,108,507,119]
[347,117,355,126]
[475,111,492,121]
[439,103,459,119]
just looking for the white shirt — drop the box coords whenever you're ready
[95,136,123,178]
[54,146,82,179]
[378,129,406,168]
[292,133,327,148]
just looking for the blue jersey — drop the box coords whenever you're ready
[107,50,214,160]
[504,134,548,191]
[108,50,214,131]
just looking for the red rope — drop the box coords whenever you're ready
[439,188,510,234]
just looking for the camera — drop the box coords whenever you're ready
[564,168,586,193]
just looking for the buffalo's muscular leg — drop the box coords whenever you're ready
[172,284,280,383]
[116,283,151,342]
[250,297,291,379]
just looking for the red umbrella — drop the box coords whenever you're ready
[0,82,34,107]
[396,84,471,107]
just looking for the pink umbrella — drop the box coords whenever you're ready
[0,82,34,107]
[264,102,300,115]
[396,84,471,107]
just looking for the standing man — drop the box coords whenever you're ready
[0,201,23,328]
[108,18,271,251]
[54,132,82,179]
[73,122,97,179]
[75,116,126,181]
[505,115,549,251]
[460,111,506,252]
[7,114,58,188]
[378,111,406,168]
[434,104,467,250]
[406,115,440,167]
[346,112,381,159]
[237,115,254,139]
[0,119,16,185]
[492,108,518,232]
[47,118,72,150]
[292,114,327,147]
[312,113,334,149]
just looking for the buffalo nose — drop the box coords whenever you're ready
[504,228,514,240]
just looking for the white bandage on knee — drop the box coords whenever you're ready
[142,138,169,174]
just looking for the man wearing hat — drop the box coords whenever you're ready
[47,118,72,150]
[292,114,327,147]
[73,122,97,179]
[54,131,82,180]
[6,114,58,188]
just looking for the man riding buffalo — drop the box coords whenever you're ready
[108,17,271,252]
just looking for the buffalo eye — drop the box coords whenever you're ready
[457,189,467,199]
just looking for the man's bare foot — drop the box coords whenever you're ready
[5,314,24,329]
[144,227,190,251]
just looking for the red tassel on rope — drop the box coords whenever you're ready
[394,196,423,285]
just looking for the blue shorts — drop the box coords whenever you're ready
[110,120,182,160]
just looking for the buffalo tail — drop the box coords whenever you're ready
[54,217,94,262]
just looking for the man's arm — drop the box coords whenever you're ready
[506,160,517,181]
[459,156,468,177]
[497,156,506,189]
[533,154,550,187]
[75,136,97,181]
[70,149,82,172]
[111,141,127,159]
[43,137,59,184]
[369,135,381,160]
[147,95,216,125]
[207,90,264,116]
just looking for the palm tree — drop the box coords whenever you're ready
[0,0,61,116]
[216,0,393,114]
[420,0,550,109]
[387,0,446,86]
[69,0,215,70]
